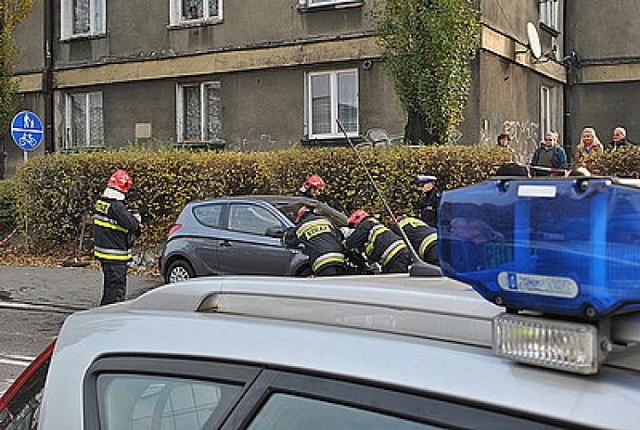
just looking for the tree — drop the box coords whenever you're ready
[370,0,481,145]
[0,0,36,140]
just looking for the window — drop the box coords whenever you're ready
[299,0,364,8]
[307,70,358,138]
[539,0,558,30]
[65,92,104,149]
[228,204,282,236]
[247,393,442,430]
[540,86,556,138]
[61,0,106,39]
[97,374,242,429]
[170,0,223,25]
[176,82,222,143]
[194,204,224,228]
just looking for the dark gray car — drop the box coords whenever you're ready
[159,195,349,283]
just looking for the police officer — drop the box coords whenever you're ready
[391,215,439,266]
[93,170,141,305]
[345,210,410,273]
[299,174,325,199]
[285,203,346,276]
[416,175,441,227]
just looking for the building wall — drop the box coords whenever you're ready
[565,0,640,154]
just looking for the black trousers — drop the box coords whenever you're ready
[315,265,346,277]
[382,252,410,274]
[100,261,128,305]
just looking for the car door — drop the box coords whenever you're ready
[189,202,226,274]
[216,202,294,275]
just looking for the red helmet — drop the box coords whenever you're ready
[107,170,133,193]
[348,209,370,226]
[303,174,325,190]
[296,206,310,223]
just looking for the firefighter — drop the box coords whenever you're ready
[391,215,439,266]
[345,209,410,273]
[299,174,325,199]
[93,170,141,305]
[285,203,346,276]
[416,175,441,227]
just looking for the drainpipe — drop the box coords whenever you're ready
[562,0,572,163]
[43,0,55,153]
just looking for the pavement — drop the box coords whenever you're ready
[0,265,164,309]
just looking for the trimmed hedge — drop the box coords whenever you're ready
[12,145,515,254]
[0,179,18,233]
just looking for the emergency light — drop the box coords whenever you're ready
[439,177,640,319]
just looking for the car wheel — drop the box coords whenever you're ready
[166,259,195,283]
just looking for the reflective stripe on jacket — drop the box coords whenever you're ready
[284,213,346,273]
[346,217,408,267]
[93,196,140,262]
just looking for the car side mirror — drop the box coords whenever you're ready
[265,226,285,238]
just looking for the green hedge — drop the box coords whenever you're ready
[10,145,516,253]
[0,179,18,233]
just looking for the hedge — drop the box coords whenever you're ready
[9,144,521,254]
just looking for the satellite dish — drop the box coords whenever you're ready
[526,22,543,60]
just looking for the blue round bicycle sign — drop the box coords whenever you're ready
[11,111,44,151]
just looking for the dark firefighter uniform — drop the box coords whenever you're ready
[285,211,346,276]
[391,217,439,266]
[419,186,442,227]
[93,195,140,305]
[345,217,410,273]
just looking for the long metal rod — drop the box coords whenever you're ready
[336,120,441,277]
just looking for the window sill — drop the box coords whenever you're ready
[168,18,223,30]
[301,136,365,147]
[62,146,105,153]
[174,140,226,150]
[298,1,365,13]
[59,33,107,43]
[539,22,560,38]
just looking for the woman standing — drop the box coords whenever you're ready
[573,127,604,166]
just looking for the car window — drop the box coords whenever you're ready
[228,203,282,235]
[193,203,224,228]
[247,393,440,430]
[97,373,242,429]
[274,201,348,227]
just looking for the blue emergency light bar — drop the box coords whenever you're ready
[439,177,640,319]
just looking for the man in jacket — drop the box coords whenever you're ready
[530,131,568,171]
[285,204,346,276]
[606,127,635,151]
[93,170,141,305]
[390,215,439,266]
[345,210,410,273]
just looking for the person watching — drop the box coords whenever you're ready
[531,131,568,171]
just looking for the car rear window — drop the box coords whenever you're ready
[275,202,348,227]
[193,203,224,228]
[97,373,242,429]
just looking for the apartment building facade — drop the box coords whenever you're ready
[5,0,630,178]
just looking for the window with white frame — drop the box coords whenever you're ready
[540,86,557,138]
[176,82,222,142]
[170,0,223,25]
[539,0,558,30]
[61,0,106,39]
[65,92,104,149]
[307,70,358,138]
[300,0,363,8]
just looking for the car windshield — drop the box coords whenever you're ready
[274,201,348,227]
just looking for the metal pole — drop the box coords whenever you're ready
[336,119,442,277]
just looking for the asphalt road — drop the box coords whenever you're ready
[0,265,163,396]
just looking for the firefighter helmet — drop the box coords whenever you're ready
[348,209,370,226]
[107,170,133,193]
[303,174,325,191]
